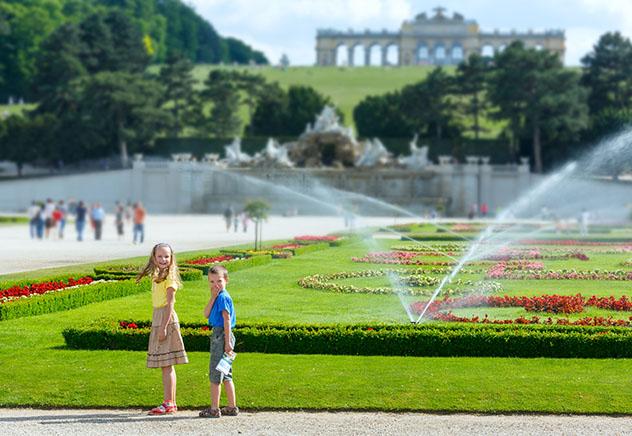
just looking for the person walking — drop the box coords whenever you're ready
[91,203,105,240]
[133,202,146,244]
[75,201,87,241]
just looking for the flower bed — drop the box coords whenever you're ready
[184,255,236,265]
[0,276,94,303]
[298,269,498,296]
[294,235,339,244]
[63,319,632,358]
[0,278,145,321]
[351,251,487,269]
[410,293,632,322]
[485,261,632,280]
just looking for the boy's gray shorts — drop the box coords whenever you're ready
[210,327,235,384]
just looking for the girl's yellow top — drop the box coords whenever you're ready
[151,276,178,308]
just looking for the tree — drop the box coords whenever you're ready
[455,53,490,139]
[488,41,588,173]
[234,71,267,136]
[198,70,242,137]
[32,24,86,105]
[248,84,337,136]
[353,92,412,138]
[0,0,66,100]
[581,32,632,115]
[400,67,459,139]
[76,71,172,167]
[248,82,289,136]
[159,52,196,137]
[79,11,149,74]
[244,199,270,251]
[0,114,56,176]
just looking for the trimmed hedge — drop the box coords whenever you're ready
[0,215,29,224]
[404,234,470,242]
[93,265,202,281]
[62,320,632,358]
[291,242,330,255]
[187,254,272,275]
[0,279,147,321]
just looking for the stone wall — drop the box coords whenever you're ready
[0,159,538,216]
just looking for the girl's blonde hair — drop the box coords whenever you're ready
[136,243,182,287]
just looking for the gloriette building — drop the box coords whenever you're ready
[316,7,565,66]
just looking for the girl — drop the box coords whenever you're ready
[136,243,189,415]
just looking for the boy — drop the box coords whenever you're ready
[199,265,239,418]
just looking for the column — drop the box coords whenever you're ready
[347,47,354,66]
[381,46,388,66]
[364,47,371,66]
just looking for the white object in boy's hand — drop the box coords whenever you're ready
[216,352,236,375]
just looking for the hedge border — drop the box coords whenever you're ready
[62,320,632,358]
[185,255,273,275]
[0,279,146,321]
[93,265,202,281]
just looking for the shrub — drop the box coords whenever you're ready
[62,320,632,358]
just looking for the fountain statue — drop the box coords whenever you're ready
[224,137,252,166]
[284,106,360,167]
[398,134,430,169]
[355,138,392,167]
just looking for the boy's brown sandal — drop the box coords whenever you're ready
[199,407,221,418]
[220,406,239,416]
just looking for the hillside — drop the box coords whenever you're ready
[191,65,437,129]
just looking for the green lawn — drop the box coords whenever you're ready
[1,236,632,413]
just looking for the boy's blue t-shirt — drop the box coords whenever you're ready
[208,289,236,328]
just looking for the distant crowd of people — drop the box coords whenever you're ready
[27,198,147,243]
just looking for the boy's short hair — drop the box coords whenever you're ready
[209,264,229,279]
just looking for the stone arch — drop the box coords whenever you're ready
[498,44,507,53]
[534,43,544,51]
[351,43,365,67]
[335,42,349,66]
[433,43,447,64]
[367,43,382,66]
[417,43,429,64]
[451,43,464,62]
[385,43,399,65]
[481,43,494,58]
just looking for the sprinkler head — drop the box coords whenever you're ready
[410,320,417,324]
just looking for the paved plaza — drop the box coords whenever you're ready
[0,214,399,275]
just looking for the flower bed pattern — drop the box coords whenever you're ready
[485,261,632,280]
[298,269,500,296]
[0,277,94,303]
[410,293,632,325]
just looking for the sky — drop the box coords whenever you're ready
[187,0,632,66]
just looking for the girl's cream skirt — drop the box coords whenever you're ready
[147,306,189,368]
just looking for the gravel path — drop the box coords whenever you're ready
[1,408,631,435]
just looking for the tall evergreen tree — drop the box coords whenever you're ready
[159,52,195,137]
[489,41,588,173]
[581,32,632,115]
[455,53,490,139]
[400,67,458,139]
[198,70,242,138]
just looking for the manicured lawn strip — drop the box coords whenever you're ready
[1,349,630,413]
